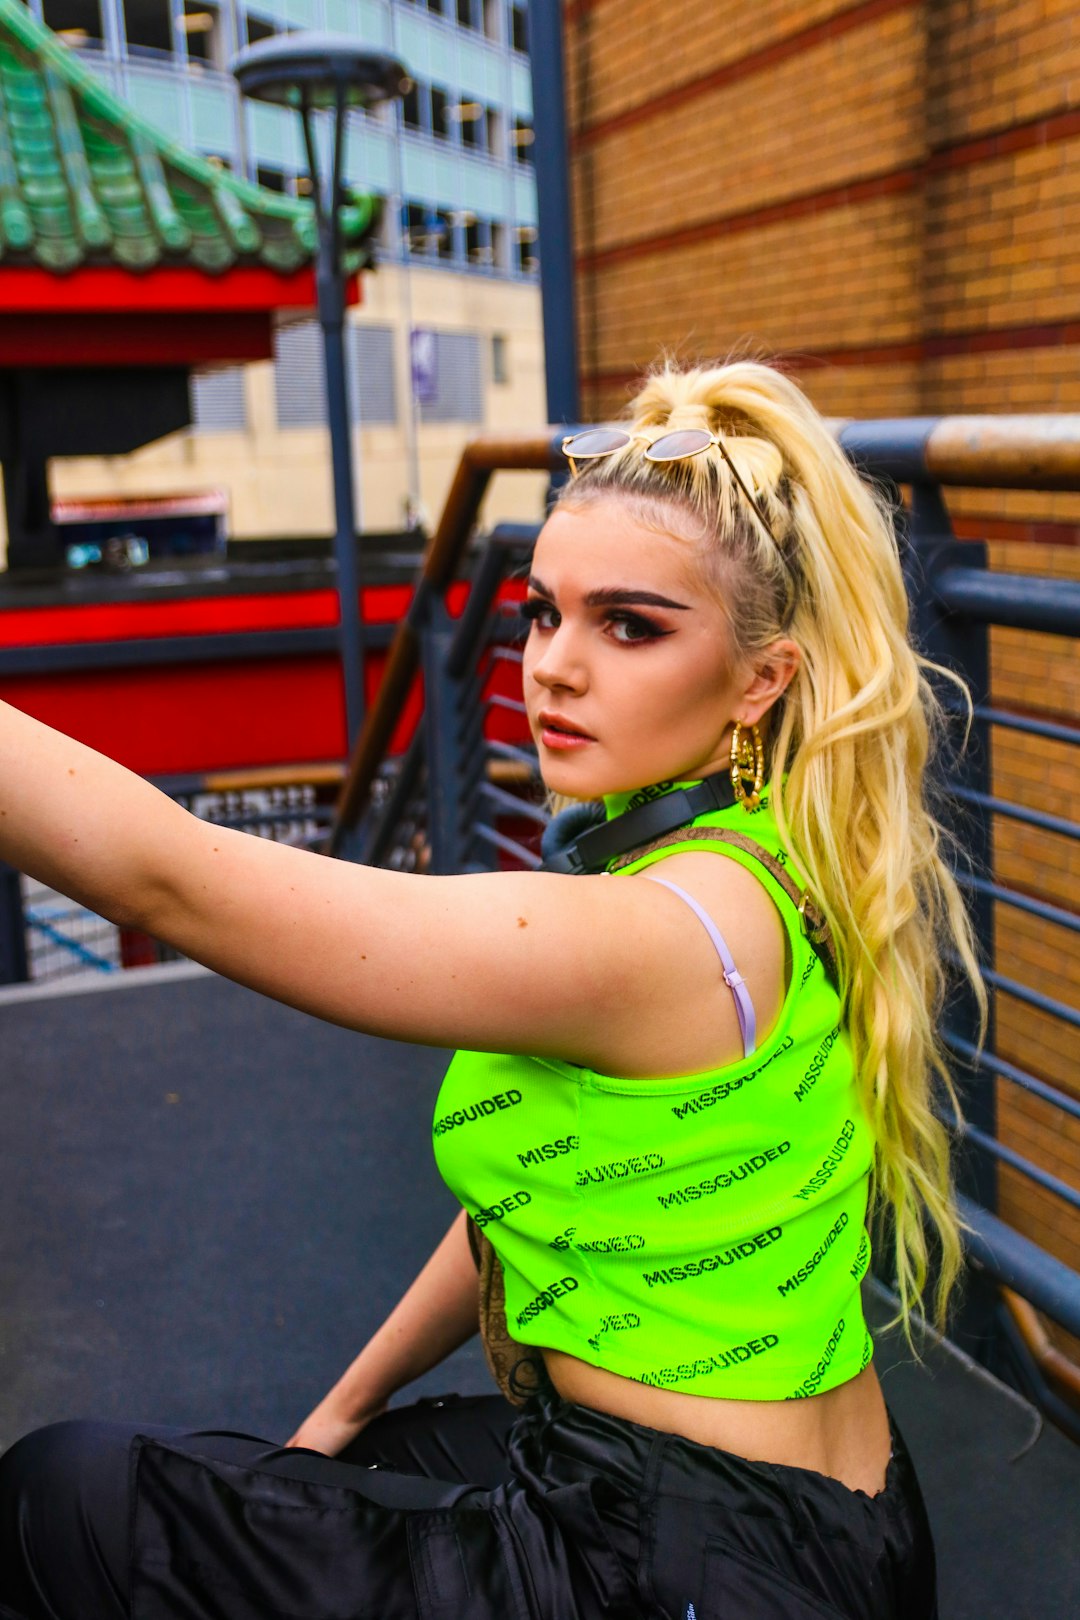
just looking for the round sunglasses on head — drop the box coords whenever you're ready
[560,427,777,545]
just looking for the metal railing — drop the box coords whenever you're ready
[330,418,1080,1438]
[0,766,343,985]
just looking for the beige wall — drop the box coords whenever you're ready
[41,265,547,545]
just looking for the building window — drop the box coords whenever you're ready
[435,209,455,260]
[403,80,423,132]
[431,84,451,141]
[405,201,428,254]
[42,0,104,50]
[486,105,504,161]
[178,2,225,70]
[511,119,533,163]
[510,1,528,54]
[245,12,277,47]
[457,100,485,150]
[489,219,506,271]
[418,331,483,425]
[256,165,288,193]
[456,0,477,30]
[191,367,247,432]
[273,322,399,429]
[482,0,501,42]
[466,216,494,266]
[122,0,175,57]
[491,333,509,385]
[427,0,445,15]
[274,322,326,429]
[515,224,537,274]
[350,325,398,426]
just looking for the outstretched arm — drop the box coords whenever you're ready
[0,699,700,1065]
[287,1208,479,1455]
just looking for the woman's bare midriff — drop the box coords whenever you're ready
[541,1348,892,1497]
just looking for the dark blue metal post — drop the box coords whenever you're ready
[421,600,468,875]
[528,0,580,431]
[0,861,29,985]
[303,95,365,752]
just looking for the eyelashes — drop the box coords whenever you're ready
[521,598,672,645]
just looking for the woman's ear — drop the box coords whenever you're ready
[738,638,801,725]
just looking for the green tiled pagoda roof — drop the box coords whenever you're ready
[0,0,378,275]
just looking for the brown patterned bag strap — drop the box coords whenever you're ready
[610,827,840,990]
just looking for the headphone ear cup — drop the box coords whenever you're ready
[540,800,606,866]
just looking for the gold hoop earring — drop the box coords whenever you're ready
[730,721,764,811]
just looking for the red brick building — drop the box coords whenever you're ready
[563,0,1080,1327]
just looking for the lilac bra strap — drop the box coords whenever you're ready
[646,876,757,1058]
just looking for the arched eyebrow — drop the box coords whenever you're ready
[527,574,691,611]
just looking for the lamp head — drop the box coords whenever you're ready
[231,32,411,111]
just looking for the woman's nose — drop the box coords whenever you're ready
[529,624,587,692]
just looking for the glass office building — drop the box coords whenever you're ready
[23,0,539,278]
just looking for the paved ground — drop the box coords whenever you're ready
[1,965,1076,1618]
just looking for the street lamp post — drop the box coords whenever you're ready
[231,35,411,751]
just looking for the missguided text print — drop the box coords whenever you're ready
[575,1153,664,1187]
[644,1227,783,1287]
[670,1036,794,1119]
[639,1334,780,1387]
[792,1120,856,1201]
[432,1089,523,1136]
[793,1024,841,1102]
[776,1212,849,1296]
[787,1318,846,1398]
[657,1141,790,1208]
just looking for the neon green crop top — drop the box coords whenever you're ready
[433,781,876,1400]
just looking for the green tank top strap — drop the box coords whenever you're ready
[609,825,840,992]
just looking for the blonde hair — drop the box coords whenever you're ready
[556,358,988,1335]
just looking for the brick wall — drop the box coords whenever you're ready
[565,0,1080,1332]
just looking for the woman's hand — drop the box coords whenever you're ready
[286,1392,388,1456]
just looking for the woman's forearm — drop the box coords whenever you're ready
[0,699,182,928]
[319,1209,479,1421]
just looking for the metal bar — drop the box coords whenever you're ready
[963,959,1080,1030]
[446,539,510,680]
[365,734,426,868]
[950,1116,1080,1211]
[472,821,542,868]
[961,704,1080,749]
[935,566,1080,637]
[943,1028,1080,1122]
[24,909,117,973]
[956,871,1080,934]
[0,860,29,985]
[957,1195,1080,1339]
[490,645,525,665]
[487,694,528,715]
[837,415,1080,489]
[480,781,549,826]
[0,623,396,677]
[947,784,1080,842]
[486,738,541,773]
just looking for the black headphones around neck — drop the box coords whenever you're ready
[540,770,741,875]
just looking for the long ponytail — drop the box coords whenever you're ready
[556,358,988,1334]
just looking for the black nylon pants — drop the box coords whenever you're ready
[0,1391,937,1620]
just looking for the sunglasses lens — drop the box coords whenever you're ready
[645,429,713,463]
[562,429,632,460]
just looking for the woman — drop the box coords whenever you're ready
[0,360,983,1620]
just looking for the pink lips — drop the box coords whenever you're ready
[538,711,595,751]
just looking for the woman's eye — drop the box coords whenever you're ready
[522,599,558,631]
[608,612,664,644]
